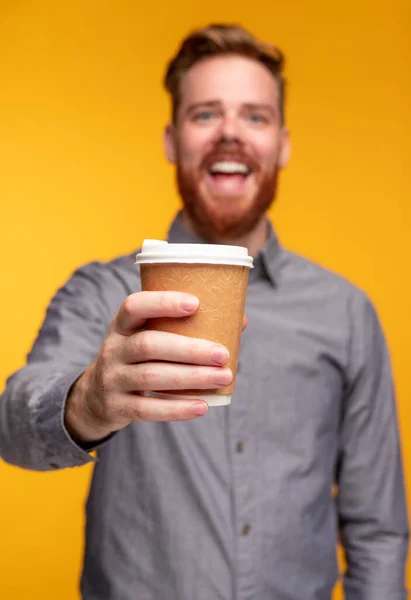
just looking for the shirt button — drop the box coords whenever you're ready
[241,523,251,536]
[236,442,244,453]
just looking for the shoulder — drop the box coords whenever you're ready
[280,250,386,365]
[67,250,140,293]
[278,248,383,337]
[280,248,373,308]
[53,250,141,318]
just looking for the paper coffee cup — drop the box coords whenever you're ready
[136,239,253,406]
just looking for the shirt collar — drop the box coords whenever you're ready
[167,211,281,286]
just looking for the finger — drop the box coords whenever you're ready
[117,363,233,392]
[242,313,248,332]
[120,395,209,422]
[113,291,199,336]
[120,330,230,366]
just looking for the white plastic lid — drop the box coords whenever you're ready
[136,239,253,268]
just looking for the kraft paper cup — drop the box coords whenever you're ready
[136,239,253,406]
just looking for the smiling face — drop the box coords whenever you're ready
[164,54,290,241]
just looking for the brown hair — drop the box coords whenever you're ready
[164,24,286,124]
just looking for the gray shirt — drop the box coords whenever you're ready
[0,215,408,600]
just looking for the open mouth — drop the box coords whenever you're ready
[205,161,253,196]
[208,160,251,178]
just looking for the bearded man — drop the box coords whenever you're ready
[0,23,408,600]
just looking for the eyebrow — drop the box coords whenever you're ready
[185,100,221,115]
[243,103,276,115]
[185,100,276,116]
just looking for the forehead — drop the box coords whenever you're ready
[179,54,279,108]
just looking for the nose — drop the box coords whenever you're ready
[217,114,242,143]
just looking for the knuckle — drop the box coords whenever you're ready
[202,367,215,386]
[166,406,183,421]
[115,400,134,423]
[122,293,137,317]
[176,366,202,389]
[99,338,115,365]
[99,368,118,394]
[136,331,154,360]
[100,396,116,422]
[158,291,172,312]
[138,365,158,388]
[133,402,150,422]
[203,368,214,386]
[171,372,183,389]
[186,340,200,363]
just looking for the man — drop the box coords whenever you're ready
[0,23,408,600]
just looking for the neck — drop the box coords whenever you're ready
[180,211,269,257]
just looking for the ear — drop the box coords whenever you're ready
[164,124,177,164]
[278,127,291,169]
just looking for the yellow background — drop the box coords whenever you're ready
[0,0,410,597]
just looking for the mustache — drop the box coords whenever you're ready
[200,143,260,172]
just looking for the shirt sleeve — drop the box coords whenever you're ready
[337,291,409,599]
[0,262,117,471]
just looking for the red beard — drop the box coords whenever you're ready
[176,144,279,242]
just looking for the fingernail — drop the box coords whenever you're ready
[190,402,208,417]
[211,368,233,386]
[211,345,230,365]
[181,295,200,312]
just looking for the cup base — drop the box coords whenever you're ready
[153,392,232,407]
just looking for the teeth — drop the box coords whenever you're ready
[209,161,249,175]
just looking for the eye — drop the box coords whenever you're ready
[248,113,268,124]
[193,111,215,122]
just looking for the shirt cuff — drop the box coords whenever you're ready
[344,580,408,600]
[34,369,103,469]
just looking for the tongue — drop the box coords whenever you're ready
[208,173,248,196]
